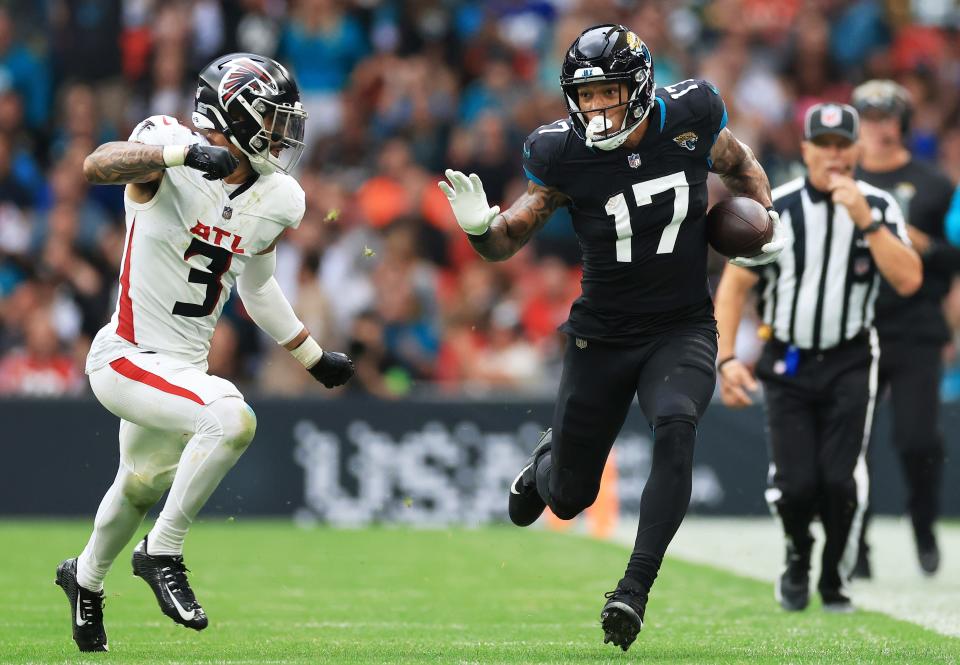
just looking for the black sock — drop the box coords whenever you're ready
[623,420,696,592]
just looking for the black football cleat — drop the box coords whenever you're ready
[916,531,940,576]
[55,558,108,652]
[600,577,647,652]
[775,544,810,611]
[132,536,208,630]
[820,587,855,614]
[918,546,940,576]
[508,429,552,527]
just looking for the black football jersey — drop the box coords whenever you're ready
[523,79,727,343]
[855,160,955,344]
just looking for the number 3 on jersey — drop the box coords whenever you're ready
[605,171,689,261]
[172,238,233,317]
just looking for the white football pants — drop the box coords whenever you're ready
[77,350,256,591]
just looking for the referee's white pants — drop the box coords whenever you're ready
[76,350,256,591]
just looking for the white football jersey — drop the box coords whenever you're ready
[86,115,305,373]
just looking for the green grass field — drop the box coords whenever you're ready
[3,521,958,664]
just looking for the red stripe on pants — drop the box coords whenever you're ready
[109,357,205,405]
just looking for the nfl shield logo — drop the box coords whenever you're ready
[628,153,641,169]
[575,338,588,349]
[222,206,233,220]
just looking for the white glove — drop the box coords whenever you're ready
[438,169,500,236]
[730,209,787,268]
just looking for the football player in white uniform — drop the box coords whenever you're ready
[54,53,354,652]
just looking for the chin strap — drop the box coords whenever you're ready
[193,110,278,175]
[224,133,276,175]
[247,152,277,176]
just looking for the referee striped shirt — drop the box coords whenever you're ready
[755,177,910,351]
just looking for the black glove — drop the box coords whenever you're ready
[307,351,355,388]
[184,144,240,180]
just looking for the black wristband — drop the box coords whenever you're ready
[862,220,883,235]
[717,355,737,371]
[467,227,492,245]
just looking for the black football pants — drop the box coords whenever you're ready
[757,333,877,593]
[860,338,945,551]
[533,327,717,591]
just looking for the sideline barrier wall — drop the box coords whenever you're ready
[2,398,956,520]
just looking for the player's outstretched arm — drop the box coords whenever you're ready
[237,249,355,389]
[709,128,772,207]
[83,142,239,186]
[439,170,569,261]
[83,142,168,185]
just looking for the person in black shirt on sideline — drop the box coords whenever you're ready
[439,24,784,651]
[715,103,922,613]
[851,79,958,577]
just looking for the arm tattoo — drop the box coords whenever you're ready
[83,142,166,185]
[710,128,772,207]
[469,181,570,261]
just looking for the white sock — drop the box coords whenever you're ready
[147,399,255,557]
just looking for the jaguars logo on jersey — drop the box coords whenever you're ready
[673,132,699,151]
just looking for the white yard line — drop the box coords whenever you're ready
[611,516,960,637]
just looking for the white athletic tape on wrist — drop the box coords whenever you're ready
[162,145,187,168]
[290,336,324,368]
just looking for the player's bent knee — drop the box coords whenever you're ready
[119,472,167,512]
[551,501,586,521]
[551,487,599,520]
[222,400,257,452]
[653,395,699,430]
[199,398,257,453]
[652,419,696,474]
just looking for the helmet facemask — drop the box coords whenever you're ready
[235,97,307,175]
[562,68,653,150]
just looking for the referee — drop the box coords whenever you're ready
[851,80,958,577]
[714,103,922,613]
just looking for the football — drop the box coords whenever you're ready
[706,197,773,259]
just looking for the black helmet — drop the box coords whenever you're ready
[560,24,655,150]
[851,79,912,137]
[193,53,307,175]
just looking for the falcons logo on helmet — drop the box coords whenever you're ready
[218,58,279,107]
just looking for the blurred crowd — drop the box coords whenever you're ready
[2,0,960,399]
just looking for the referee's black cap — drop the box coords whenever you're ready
[803,103,859,143]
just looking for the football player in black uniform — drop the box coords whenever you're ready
[439,24,784,651]
[851,80,959,577]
